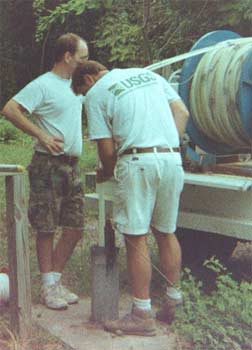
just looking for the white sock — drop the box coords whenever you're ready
[53,272,62,284]
[41,272,55,288]
[133,297,152,311]
[166,286,183,300]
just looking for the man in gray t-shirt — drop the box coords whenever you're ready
[72,61,189,336]
[2,33,88,311]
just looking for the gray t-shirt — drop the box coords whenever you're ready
[13,71,84,157]
[85,68,181,155]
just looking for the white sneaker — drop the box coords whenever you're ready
[40,284,68,310]
[58,284,79,304]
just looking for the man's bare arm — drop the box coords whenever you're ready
[1,99,63,154]
[169,99,190,139]
[96,138,117,182]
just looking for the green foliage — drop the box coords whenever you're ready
[32,0,252,70]
[3,1,252,124]
[33,0,108,42]
[33,0,145,66]
[94,11,143,66]
[0,117,21,143]
[173,258,252,350]
[0,116,34,145]
[217,0,252,27]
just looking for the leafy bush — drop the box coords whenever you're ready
[0,116,33,144]
[173,258,252,350]
[0,117,20,143]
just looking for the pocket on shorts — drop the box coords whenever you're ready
[28,190,56,231]
[28,156,51,193]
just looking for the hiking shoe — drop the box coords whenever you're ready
[156,295,183,324]
[40,284,68,310]
[104,306,156,336]
[58,284,79,304]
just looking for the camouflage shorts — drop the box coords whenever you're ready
[28,152,84,234]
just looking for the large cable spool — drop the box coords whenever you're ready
[179,30,252,155]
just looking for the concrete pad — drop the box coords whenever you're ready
[33,295,177,350]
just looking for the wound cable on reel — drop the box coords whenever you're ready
[190,41,252,149]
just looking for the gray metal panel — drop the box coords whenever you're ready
[184,172,252,191]
[179,183,252,240]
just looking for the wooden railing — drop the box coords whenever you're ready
[1,165,31,338]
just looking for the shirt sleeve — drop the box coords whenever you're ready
[157,74,181,103]
[85,96,112,140]
[13,80,44,114]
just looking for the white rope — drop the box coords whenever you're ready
[146,37,252,71]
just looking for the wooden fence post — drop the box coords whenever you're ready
[5,174,32,337]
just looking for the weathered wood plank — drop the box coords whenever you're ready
[5,174,32,337]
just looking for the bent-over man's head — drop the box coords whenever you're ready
[71,60,108,95]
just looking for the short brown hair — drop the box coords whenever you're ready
[72,60,108,94]
[54,33,86,63]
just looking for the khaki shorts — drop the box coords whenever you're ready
[113,152,184,235]
[28,152,84,234]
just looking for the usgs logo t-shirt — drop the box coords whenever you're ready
[108,72,157,98]
[85,68,181,155]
